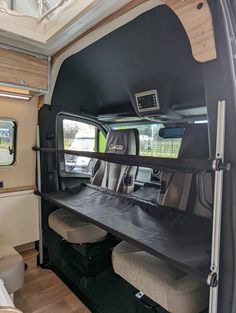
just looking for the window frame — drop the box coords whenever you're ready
[0,117,17,167]
[57,113,107,178]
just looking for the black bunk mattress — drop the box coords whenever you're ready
[39,183,212,284]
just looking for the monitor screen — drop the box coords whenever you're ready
[135,90,160,113]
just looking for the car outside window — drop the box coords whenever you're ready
[0,119,16,166]
[63,119,105,175]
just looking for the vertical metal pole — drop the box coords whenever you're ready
[209,100,226,313]
[37,125,43,265]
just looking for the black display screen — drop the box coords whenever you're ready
[136,91,160,112]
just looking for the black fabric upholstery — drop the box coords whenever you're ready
[105,129,139,155]
[178,124,210,159]
[92,128,139,192]
[51,5,205,116]
[157,123,212,217]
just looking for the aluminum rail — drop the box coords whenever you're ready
[209,100,228,313]
[36,125,43,265]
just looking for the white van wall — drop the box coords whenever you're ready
[0,97,39,247]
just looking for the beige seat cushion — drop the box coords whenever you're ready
[49,208,108,244]
[0,235,24,294]
[112,241,208,313]
[0,236,17,260]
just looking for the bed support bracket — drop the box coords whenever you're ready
[207,269,218,288]
[212,158,230,172]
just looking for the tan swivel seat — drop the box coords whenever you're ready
[112,124,212,313]
[49,129,139,244]
[0,235,24,294]
[112,241,208,313]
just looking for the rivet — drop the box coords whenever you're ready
[197,2,204,10]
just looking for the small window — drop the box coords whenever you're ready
[62,119,105,175]
[0,119,16,166]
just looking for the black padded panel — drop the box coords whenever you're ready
[51,5,205,115]
[105,129,139,155]
[178,124,210,159]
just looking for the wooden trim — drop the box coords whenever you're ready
[15,242,36,253]
[163,0,216,62]
[0,185,37,194]
[21,248,39,259]
[21,248,39,271]
[0,48,49,90]
[38,95,45,110]
[53,0,216,64]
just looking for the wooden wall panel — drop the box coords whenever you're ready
[164,0,216,62]
[0,48,48,90]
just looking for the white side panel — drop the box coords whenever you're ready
[0,97,37,188]
[0,279,15,307]
[0,191,39,247]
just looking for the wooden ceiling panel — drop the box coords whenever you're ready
[163,0,217,62]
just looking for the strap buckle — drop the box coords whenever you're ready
[123,175,133,186]
[212,158,230,172]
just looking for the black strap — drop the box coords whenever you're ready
[45,134,59,192]
[33,147,212,173]
[106,162,110,189]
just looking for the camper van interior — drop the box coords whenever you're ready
[0,1,236,313]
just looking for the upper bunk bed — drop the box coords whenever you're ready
[37,182,212,285]
[36,124,216,286]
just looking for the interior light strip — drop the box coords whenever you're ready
[0,93,31,100]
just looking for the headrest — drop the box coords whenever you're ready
[178,124,209,159]
[105,129,139,155]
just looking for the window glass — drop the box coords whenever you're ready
[111,122,182,183]
[2,0,66,20]
[0,119,16,166]
[98,130,106,152]
[63,119,105,175]
[112,123,182,158]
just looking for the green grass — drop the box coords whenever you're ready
[63,137,181,158]
[140,141,181,158]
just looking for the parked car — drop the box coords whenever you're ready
[65,130,95,174]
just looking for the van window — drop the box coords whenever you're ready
[112,123,182,158]
[62,119,105,175]
[0,119,16,166]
